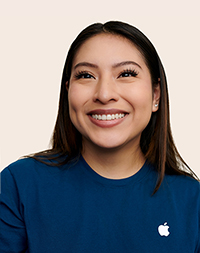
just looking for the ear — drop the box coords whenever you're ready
[152,79,161,112]
[66,81,69,91]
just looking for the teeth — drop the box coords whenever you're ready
[92,113,125,121]
[101,115,106,120]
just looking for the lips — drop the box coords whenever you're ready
[87,109,128,127]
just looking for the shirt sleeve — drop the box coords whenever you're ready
[0,167,28,253]
[195,182,200,253]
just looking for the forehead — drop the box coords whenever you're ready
[72,33,145,67]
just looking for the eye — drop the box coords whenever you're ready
[118,69,138,78]
[75,71,95,79]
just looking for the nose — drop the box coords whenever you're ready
[93,77,119,104]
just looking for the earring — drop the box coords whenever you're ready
[155,104,158,107]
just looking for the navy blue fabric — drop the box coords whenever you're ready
[0,156,200,252]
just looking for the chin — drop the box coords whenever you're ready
[88,138,135,151]
[82,131,142,152]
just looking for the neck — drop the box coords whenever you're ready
[82,140,145,179]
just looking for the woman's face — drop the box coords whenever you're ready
[68,34,160,151]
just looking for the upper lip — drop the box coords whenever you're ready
[87,109,128,115]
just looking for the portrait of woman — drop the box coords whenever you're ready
[0,21,199,252]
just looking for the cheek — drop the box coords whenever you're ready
[68,83,91,127]
[123,83,153,110]
[68,84,84,113]
[67,88,81,136]
[68,86,81,129]
[68,86,77,113]
[139,88,153,109]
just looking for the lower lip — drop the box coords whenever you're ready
[88,114,128,128]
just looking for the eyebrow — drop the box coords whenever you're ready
[112,61,141,69]
[73,62,98,70]
[73,61,141,70]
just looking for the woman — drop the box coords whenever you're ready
[0,21,199,252]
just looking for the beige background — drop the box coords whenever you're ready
[0,0,199,176]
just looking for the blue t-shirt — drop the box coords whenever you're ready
[0,156,200,252]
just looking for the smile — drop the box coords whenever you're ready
[92,113,125,121]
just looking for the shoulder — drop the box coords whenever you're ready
[1,157,44,178]
[163,173,200,199]
[1,157,35,178]
[1,157,62,188]
[1,158,42,190]
[1,156,83,186]
[165,173,199,187]
[3,157,36,171]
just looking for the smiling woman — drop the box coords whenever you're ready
[0,21,200,253]
[68,34,159,178]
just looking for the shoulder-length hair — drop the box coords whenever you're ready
[30,21,198,193]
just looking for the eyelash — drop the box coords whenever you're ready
[118,69,139,78]
[74,69,139,79]
[75,71,94,79]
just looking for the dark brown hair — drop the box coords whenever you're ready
[30,21,198,193]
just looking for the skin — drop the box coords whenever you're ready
[67,34,160,179]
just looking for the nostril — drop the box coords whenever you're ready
[93,81,119,103]
[93,91,119,104]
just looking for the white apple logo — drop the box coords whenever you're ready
[158,222,170,237]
